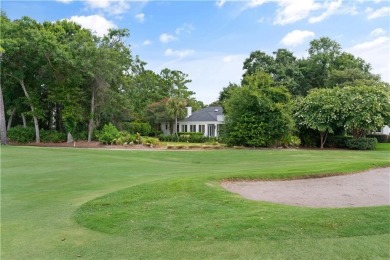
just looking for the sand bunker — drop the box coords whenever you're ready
[221,168,390,208]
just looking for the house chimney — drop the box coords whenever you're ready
[186,107,192,118]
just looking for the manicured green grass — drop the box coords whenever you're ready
[1,145,390,259]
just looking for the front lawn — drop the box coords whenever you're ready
[1,145,389,259]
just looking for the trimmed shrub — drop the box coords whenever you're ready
[122,122,152,136]
[40,130,67,143]
[7,126,35,143]
[158,134,179,142]
[280,135,301,148]
[325,135,353,148]
[366,134,389,143]
[142,137,160,146]
[113,132,141,145]
[97,123,120,144]
[346,137,377,150]
[158,133,217,143]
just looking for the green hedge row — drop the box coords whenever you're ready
[366,134,389,143]
[7,126,35,143]
[159,132,218,143]
[346,137,377,150]
[8,126,67,143]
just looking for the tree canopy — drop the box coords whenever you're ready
[1,13,201,142]
[224,72,294,147]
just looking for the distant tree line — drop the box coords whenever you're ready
[0,13,204,144]
[1,12,389,149]
[215,37,390,148]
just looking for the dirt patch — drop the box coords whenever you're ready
[9,141,164,150]
[10,141,225,151]
[221,168,390,208]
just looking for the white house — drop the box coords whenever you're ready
[161,106,224,137]
[375,125,390,135]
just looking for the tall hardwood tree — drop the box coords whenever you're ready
[0,51,7,145]
[1,15,46,142]
[86,29,132,142]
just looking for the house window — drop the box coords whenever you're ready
[198,125,205,134]
[208,124,216,137]
[190,125,196,132]
[165,123,169,130]
[181,125,188,132]
[177,124,179,133]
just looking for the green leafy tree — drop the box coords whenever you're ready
[41,20,91,134]
[293,88,342,148]
[224,72,294,147]
[339,85,390,138]
[85,29,132,142]
[127,69,167,119]
[242,49,304,96]
[217,82,240,109]
[242,51,275,80]
[145,98,173,134]
[166,97,187,135]
[1,15,48,143]
[160,68,194,99]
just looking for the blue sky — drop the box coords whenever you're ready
[2,0,390,104]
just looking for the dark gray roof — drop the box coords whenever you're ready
[182,106,223,122]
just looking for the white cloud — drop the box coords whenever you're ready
[56,0,73,3]
[274,0,322,25]
[309,0,342,23]
[247,0,269,8]
[223,56,233,63]
[348,37,390,82]
[257,17,265,23]
[280,30,315,46]
[159,33,178,43]
[367,7,390,20]
[69,15,117,37]
[370,28,386,37]
[349,36,389,50]
[143,40,152,46]
[175,23,194,35]
[164,49,195,58]
[135,13,145,23]
[83,0,130,15]
[84,0,110,9]
[216,0,227,8]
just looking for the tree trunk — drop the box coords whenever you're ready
[7,107,16,130]
[19,80,40,143]
[87,84,96,142]
[320,131,328,149]
[21,113,27,128]
[0,83,7,145]
[174,117,178,135]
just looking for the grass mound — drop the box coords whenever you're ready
[75,176,390,241]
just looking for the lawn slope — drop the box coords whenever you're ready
[2,145,390,259]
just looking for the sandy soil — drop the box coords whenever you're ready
[221,167,390,208]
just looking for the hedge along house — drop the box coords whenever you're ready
[161,106,224,137]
